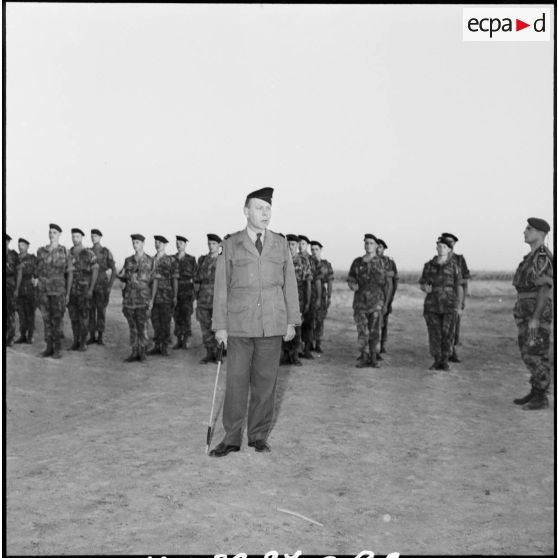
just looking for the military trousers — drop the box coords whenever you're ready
[151,302,173,348]
[17,293,36,338]
[68,287,91,343]
[123,306,149,351]
[174,287,194,339]
[312,305,328,343]
[380,312,391,350]
[301,309,314,345]
[514,298,552,392]
[37,293,66,346]
[222,335,282,446]
[89,284,110,335]
[354,308,382,356]
[424,311,457,362]
[5,282,16,342]
[196,306,218,353]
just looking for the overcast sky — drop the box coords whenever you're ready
[5,3,554,271]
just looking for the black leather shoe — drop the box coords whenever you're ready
[209,442,240,457]
[248,440,271,453]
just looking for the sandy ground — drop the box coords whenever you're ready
[5,280,555,555]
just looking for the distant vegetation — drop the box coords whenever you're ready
[334,270,514,283]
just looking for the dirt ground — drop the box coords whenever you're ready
[6,280,555,555]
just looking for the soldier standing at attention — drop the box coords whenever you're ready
[87,229,116,345]
[68,228,99,351]
[376,238,398,356]
[148,236,178,357]
[419,237,463,371]
[209,187,300,457]
[5,234,19,346]
[298,234,316,359]
[310,240,334,354]
[33,224,73,359]
[119,234,155,362]
[14,238,37,344]
[512,218,553,410]
[195,233,222,364]
[440,232,470,363]
[173,235,197,350]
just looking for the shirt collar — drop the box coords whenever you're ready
[245,226,265,244]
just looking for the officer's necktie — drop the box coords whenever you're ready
[255,233,263,255]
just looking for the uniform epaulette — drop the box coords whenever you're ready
[223,230,243,241]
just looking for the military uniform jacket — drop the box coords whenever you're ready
[348,255,388,311]
[17,253,37,296]
[121,253,154,308]
[292,253,312,310]
[212,228,301,337]
[175,253,197,292]
[419,256,462,313]
[6,249,18,287]
[35,244,73,296]
[70,246,98,290]
[450,253,470,284]
[512,245,553,295]
[152,253,178,304]
[195,253,219,309]
[92,245,115,288]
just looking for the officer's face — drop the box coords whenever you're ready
[91,233,101,245]
[176,240,186,252]
[364,239,377,254]
[436,242,450,257]
[49,229,60,243]
[132,239,144,252]
[288,241,298,256]
[299,240,308,253]
[244,199,271,231]
[71,233,83,246]
[208,240,220,255]
[310,245,321,257]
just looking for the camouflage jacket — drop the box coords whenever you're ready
[348,255,388,311]
[152,253,178,304]
[292,253,312,310]
[70,246,98,294]
[299,252,314,281]
[121,253,154,308]
[311,257,334,307]
[16,253,37,296]
[419,256,462,313]
[6,249,18,287]
[450,252,470,284]
[35,244,73,296]
[91,244,115,288]
[512,245,553,294]
[174,252,197,293]
[195,253,219,308]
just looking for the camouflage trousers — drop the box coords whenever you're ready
[196,306,217,353]
[5,283,16,342]
[89,285,110,335]
[174,289,194,339]
[453,312,462,347]
[123,306,149,351]
[312,306,328,343]
[424,311,457,362]
[354,308,382,355]
[151,302,173,348]
[68,289,91,343]
[380,312,390,350]
[514,298,552,392]
[301,309,316,345]
[17,293,36,337]
[37,293,66,345]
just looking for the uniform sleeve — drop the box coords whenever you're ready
[347,259,359,287]
[460,255,470,282]
[419,262,430,285]
[283,241,302,326]
[326,261,334,281]
[171,256,179,279]
[211,246,229,331]
[107,249,115,268]
[89,249,99,269]
[533,248,553,288]
[66,248,74,273]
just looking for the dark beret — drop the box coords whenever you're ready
[527,217,550,233]
[310,240,323,248]
[49,223,62,233]
[223,234,231,240]
[18,238,30,245]
[5,234,11,241]
[246,187,273,206]
[207,233,222,243]
[286,234,299,242]
[376,238,388,249]
[278,232,285,238]
[176,235,188,243]
[441,232,458,243]
[298,235,310,244]
[364,233,378,242]
[131,234,145,242]
[91,229,102,237]
[437,236,453,248]
[154,235,168,243]
[71,228,85,236]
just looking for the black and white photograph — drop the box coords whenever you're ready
[4,2,555,555]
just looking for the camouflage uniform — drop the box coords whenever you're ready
[312,258,334,347]
[379,255,398,352]
[16,253,37,341]
[121,253,154,356]
[299,252,315,348]
[151,254,178,352]
[5,248,19,344]
[348,255,389,364]
[419,257,462,366]
[195,253,219,358]
[35,244,73,354]
[512,245,553,393]
[68,246,98,348]
[173,252,197,345]
[89,244,115,339]
[449,252,470,350]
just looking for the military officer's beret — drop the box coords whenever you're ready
[154,235,168,243]
[364,233,378,242]
[527,217,550,233]
[71,228,85,236]
[437,236,453,248]
[310,240,323,248]
[246,187,274,206]
[377,239,388,249]
[298,235,310,244]
[176,235,188,243]
[5,234,11,241]
[49,223,62,233]
[131,234,145,242]
[441,232,458,243]
[207,233,222,243]
[286,234,299,242]
[18,238,29,245]
[91,229,103,237]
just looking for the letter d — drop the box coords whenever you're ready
[534,13,546,32]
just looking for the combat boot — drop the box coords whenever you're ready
[355,352,369,368]
[96,333,105,346]
[301,342,314,359]
[380,344,387,354]
[314,341,323,354]
[78,333,88,352]
[376,352,383,361]
[41,340,54,357]
[368,352,379,368]
[6,336,14,347]
[182,338,188,350]
[172,336,183,350]
[14,334,27,344]
[51,340,62,359]
[87,333,97,345]
[291,354,303,366]
[124,349,138,362]
[27,333,34,344]
[522,389,549,410]
[439,358,450,371]
[148,344,161,356]
[160,344,169,357]
[449,349,461,363]
[138,346,147,361]
[429,360,441,370]
[199,348,214,364]
[513,388,535,405]
[70,337,80,351]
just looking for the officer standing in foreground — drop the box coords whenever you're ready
[173,235,197,350]
[512,218,553,410]
[210,188,300,457]
[310,240,334,353]
[376,238,398,356]
[14,238,37,344]
[195,233,221,364]
[348,234,392,368]
[5,234,19,346]
[33,224,73,359]
[88,229,116,345]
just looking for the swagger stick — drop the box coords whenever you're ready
[206,342,225,455]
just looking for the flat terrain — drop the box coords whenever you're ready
[6,280,555,555]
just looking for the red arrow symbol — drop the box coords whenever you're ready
[516,19,530,31]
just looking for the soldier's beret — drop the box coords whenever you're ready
[278,232,285,239]
[91,229,102,237]
[377,239,388,249]
[18,238,29,245]
[441,232,458,243]
[310,240,323,248]
[286,234,299,242]
[71,228,85,236]
[527,217,550,233]
[207,233,222,243]
[154,235,168,243]
[298,235,310,244]
[176,235,188,243]
[223,234,231,240]
[5,234,11,241]
[364,233,378,242]
[437,236,453,248]
[49,223,62,233]
[131,234,145,242]
[246,187,274,206]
